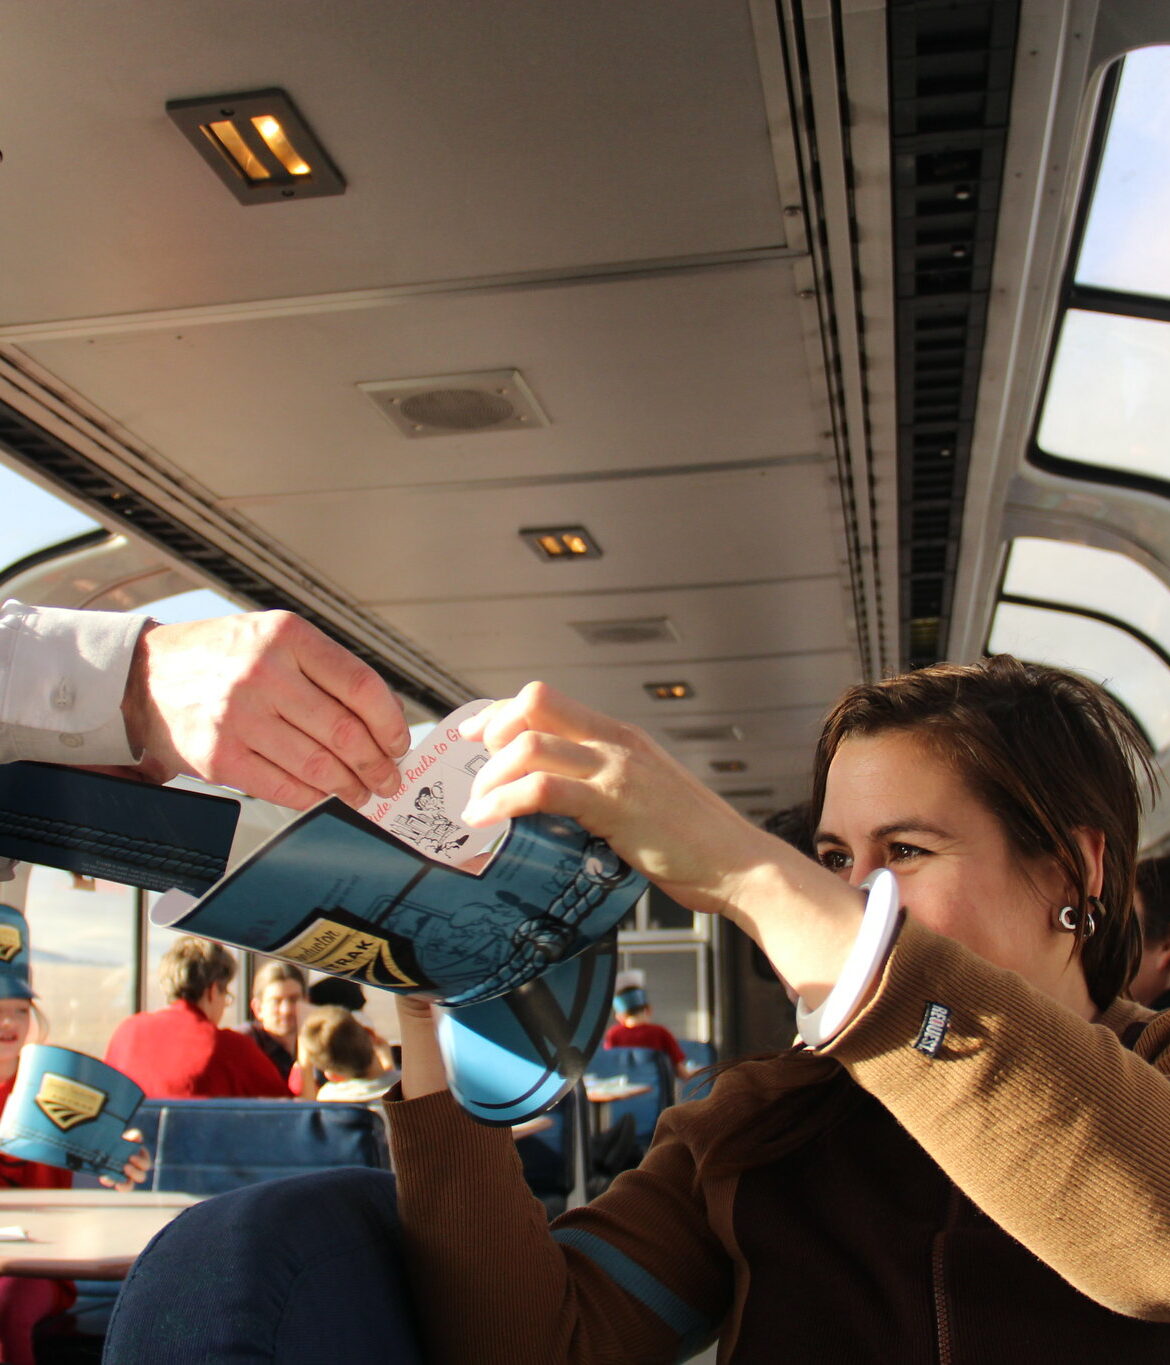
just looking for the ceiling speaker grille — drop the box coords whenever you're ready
[662,723,744,743]
[359,368,549,438]
[571,617,679,646]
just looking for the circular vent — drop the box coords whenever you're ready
[399,388,516,431]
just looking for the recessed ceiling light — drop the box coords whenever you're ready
[644,681,693,701]
[166,88,345,205]
[521,526,602,561]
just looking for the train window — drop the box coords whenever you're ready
[1034,45,1170,484]
[1038,310,1170,476]
[989,600,1170,750]
[24,867,138,1056]
[1075,46,1170,301]
[1000,537,1170,658]
[0,460,100,576]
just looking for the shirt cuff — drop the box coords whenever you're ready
[0,600,150,765]
[794,868,904,1048]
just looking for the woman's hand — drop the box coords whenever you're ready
[395,996,448,1101]
[459,683,867,1007]
[99,1130,151,1192]
[460,682,786,919]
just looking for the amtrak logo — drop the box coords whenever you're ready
[276,916,424,988]
[0,924,23,963]
[34,1072,107,1131]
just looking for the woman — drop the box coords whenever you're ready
[0,905,150,1365]
[386,656,1170,1362]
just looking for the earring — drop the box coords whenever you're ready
[1056,903,1097,938]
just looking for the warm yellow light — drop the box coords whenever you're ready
[537,535,565,557]
[252,115,312,175]
[204,120,270,181]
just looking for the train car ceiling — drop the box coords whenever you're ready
[0,1,1167,822]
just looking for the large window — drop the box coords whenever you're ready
[993,47,1170,752]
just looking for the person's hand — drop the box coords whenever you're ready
[458,683,867,1008]
[458,682,779,919]
[99,1130,151,1192]
[394,996,448,1100]
[119,611,411,809]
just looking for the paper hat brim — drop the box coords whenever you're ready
[614,986,648,1013]
[435,933,617,1125]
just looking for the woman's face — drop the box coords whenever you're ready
[254,980,303,1040]
[0,997,32,1076]
[815,729,1094,1014]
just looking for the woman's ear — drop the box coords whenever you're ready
[1073,826,1106,900]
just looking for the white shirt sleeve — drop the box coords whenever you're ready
[0,599,149,766]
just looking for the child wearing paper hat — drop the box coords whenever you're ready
[603,969,689,1079]
[0,904,150,1365]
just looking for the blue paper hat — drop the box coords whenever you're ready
[0,905,35,1001]
[614,986,648,1013]
[0,1044,144,1181]
[155,806,647,1124]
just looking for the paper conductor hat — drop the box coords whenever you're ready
[0,905,35,1000]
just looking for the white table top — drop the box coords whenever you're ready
[0,1188,201,1279]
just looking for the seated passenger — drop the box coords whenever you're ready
[1130,853,1170,1009]
[603,973,689,1079]
[236,959,307,1092]
[0,905,148,1365]
[297,1006,398,1102]
[105,937,288,1099]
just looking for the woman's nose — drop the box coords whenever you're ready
[847,857,880,889]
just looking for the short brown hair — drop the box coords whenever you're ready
[810,655,1156,1011]
[299,1006,374,1079]
[159,937,236,1004]
[250,960,306,1000]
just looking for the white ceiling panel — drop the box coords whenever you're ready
[0,1,790,323]
[235,462,844,603]
[371,578,851,671]
[463,652,857,720]
[18,262,819,498]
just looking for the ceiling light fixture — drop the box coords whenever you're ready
[166,88,345,205]
[644,681,693,701]
[521,526,602,561]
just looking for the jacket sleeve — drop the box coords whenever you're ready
[825,916,1170,1320]
[0,599,147,765]
[387,1088,731,1365]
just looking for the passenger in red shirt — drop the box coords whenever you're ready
[105,937,287,1099]
[602,983,689,1079]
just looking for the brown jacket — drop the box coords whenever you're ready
[388,918,1170,1362]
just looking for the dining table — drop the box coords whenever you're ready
[0,1187,202,1280]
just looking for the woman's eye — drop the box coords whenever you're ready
[817,848,851,873]
[888,842,926,863]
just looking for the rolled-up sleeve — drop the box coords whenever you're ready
[0,599,148,765]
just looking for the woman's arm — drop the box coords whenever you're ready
[388,1054,731,1365]
[459,682,866,1011]
[827,917,1170,1320]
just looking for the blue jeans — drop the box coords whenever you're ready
[103,1168,427,1363]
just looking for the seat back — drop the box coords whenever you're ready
[679,1038,718,1100]
[514,1092,576,1218]
[586,1046,673,1147]
[131,1098,391,1194]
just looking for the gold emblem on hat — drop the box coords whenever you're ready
[276,918,421,988]
[35,1073,107,1131]
[0,924,23,964]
